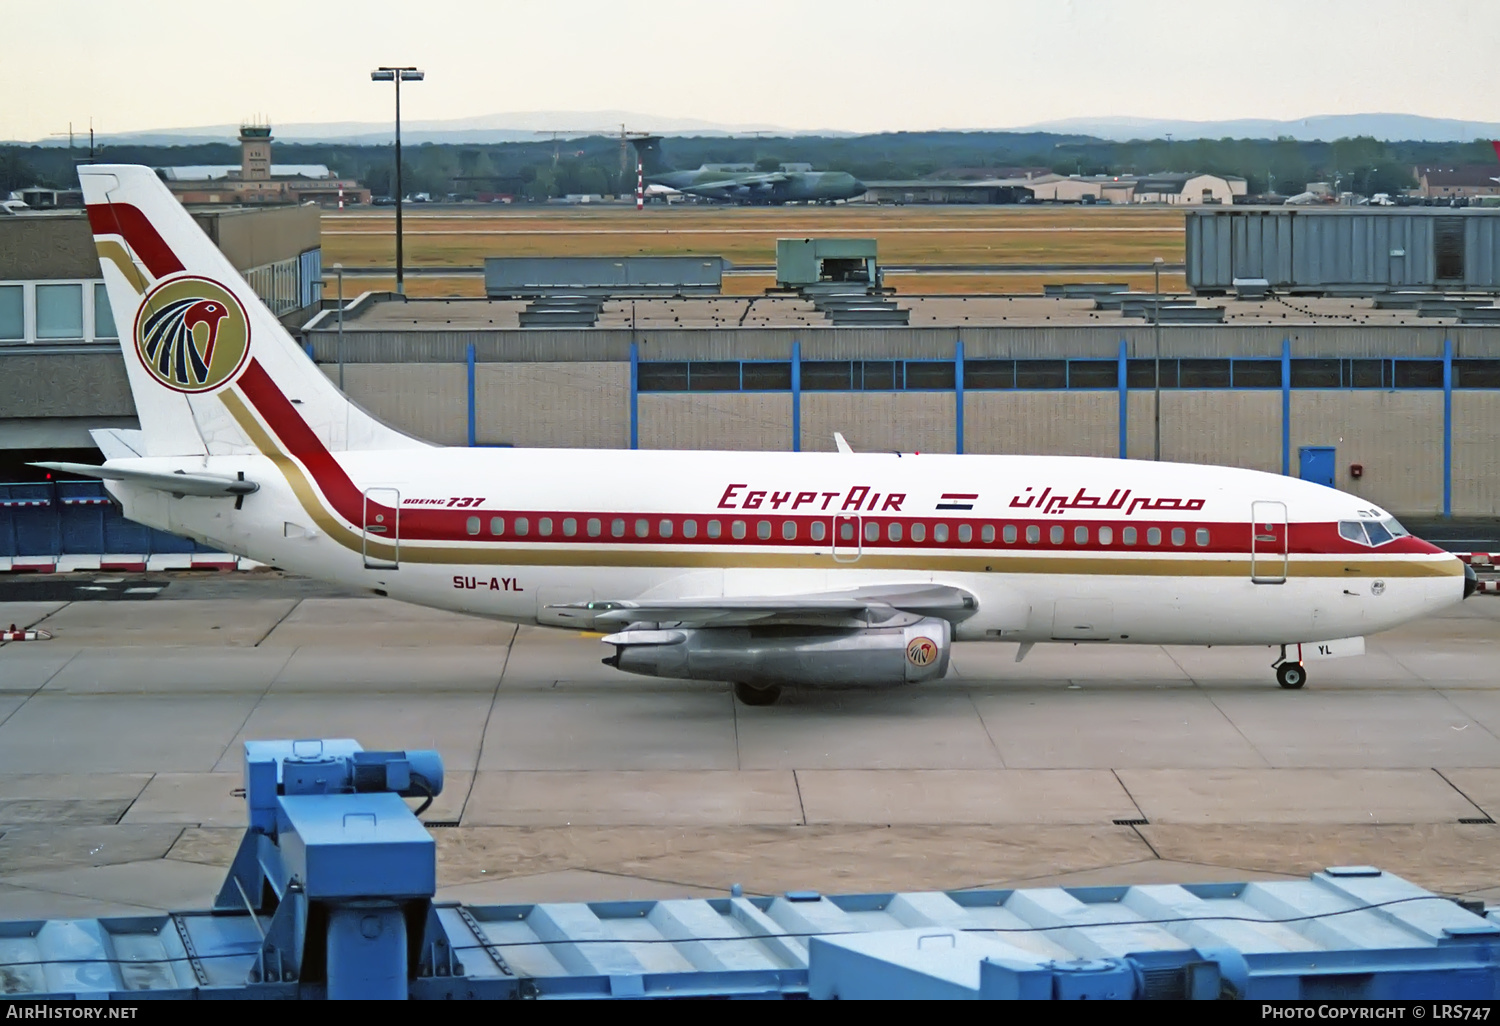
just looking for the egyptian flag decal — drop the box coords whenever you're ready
[937,492,978,511]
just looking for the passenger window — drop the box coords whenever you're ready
[466,516,480,536]
[562,518,577,537]
[1122,527,1136,546]
[1026,525,1040,544]
[1002,525,1017,544]
[782,521,797,541]
[707,519,722,539]
[635,518,650,538]
[489,516,504,536]
[1338,521,1367,545]
[587,518,602,537]
[758,520,772,540]
[1364,520,1393,546]
[1074,525,1088,545]
[865,521,880,542]
[732,520,746,539]
[659,519,673,538]
[1147,527,1161,546]
[1195,528,1209,547]
[1171,527,1186,547]
[888,522,903,542]
[933,523,949,543]
[1099,526,1113,545]
[981,525,996,544]
[611,518,625,538]
[810,521,826,542]
[1050,525,1064,545]
[515,517,530,537]
[958,524,973,543]
[538,517,553,537]
[839,520,855,541]
[683,519,698,539]
[910,523,926,543]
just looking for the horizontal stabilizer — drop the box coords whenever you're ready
[31,462,259,498]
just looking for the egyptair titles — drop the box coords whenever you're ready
[1010,487,1206,516]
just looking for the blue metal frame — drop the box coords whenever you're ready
[1281,339,1292,476]
[954,340,965,454]
[1117,340,1128,459]
[465,342,477,448]
[628,340,639,450]
[791,341,801,452]
[1443,338,1453,517]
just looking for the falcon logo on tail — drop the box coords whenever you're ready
[133,276,250,393]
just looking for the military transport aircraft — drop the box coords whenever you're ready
[632,136,865,205]
[46,165,1474,705]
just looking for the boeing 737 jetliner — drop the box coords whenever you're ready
[48,165,1474,704]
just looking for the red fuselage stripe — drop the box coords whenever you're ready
[86,203,185,280]
[233,358,1444,559]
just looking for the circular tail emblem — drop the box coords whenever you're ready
[906,636,939,667]
[134,276,250,393]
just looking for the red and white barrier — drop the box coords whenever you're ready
[0,555,263,573]
[1,628,52,641]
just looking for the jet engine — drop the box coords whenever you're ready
[601,617,952,689]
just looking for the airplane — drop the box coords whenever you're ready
[631,136,866,205]
[47,165,1475,705]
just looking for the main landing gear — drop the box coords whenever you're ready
[733,682,783,706]
[1273,646,1307,690]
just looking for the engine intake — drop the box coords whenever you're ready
[602,617,951,689]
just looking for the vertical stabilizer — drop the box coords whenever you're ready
[630,136,671,176]
[78,164,426,457]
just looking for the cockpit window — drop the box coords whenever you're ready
[1339,518,1405,547]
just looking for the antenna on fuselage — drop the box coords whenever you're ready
[834,432,853,454]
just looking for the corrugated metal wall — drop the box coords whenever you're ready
[1290,392,1445,514]
[477,363,628,448]
[965,393,1116,457]
[1187,209,1500,292]
[800,393,955,454]
[640,393,792,451]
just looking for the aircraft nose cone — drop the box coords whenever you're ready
[1465,561,1479,599]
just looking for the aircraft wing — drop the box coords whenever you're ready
[545,583,978,629]
[30,461,259,498]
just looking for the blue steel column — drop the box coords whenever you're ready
[791,340,802,452]
[1281,338,1292,476]
[466,342,476,447]
[954,339,965,455]
[629,340,639,450]
[1443,337,1453,517]
[1117,339,1128,459]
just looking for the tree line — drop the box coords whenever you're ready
[4,132,1497,200]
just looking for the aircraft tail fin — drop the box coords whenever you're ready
[1492,139,1500,164]
[78,164,426,458]
[631,136,671,176]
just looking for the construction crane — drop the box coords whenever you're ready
[535,129,612,167]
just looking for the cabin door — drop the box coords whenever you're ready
[362,487,400,570]
[1250,500,1287,584]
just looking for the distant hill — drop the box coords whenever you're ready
[8,110,851,147]
[1014,113,1500,142]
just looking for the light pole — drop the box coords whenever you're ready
[1153,256,1164,462]
[371,66,424,296]
[334,263,345,390]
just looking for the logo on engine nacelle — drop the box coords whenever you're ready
[906,636,939,667]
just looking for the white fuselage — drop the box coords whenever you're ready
[106,446,1466,648]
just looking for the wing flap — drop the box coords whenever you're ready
[31,461,258,498]
[550,584,978,629]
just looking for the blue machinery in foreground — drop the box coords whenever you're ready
[1,739,1498,1000]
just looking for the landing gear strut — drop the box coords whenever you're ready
[1274,646,1307,690]
[733,682,783,706]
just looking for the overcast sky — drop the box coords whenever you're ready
[5,0,1498,140]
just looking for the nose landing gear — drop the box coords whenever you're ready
[1273,645,1307,689]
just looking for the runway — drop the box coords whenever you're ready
[0,575,1497,919]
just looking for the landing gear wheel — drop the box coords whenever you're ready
[1276,662,1307,690]
[734,682,783,706]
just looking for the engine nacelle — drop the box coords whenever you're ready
[602,617,951,689]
